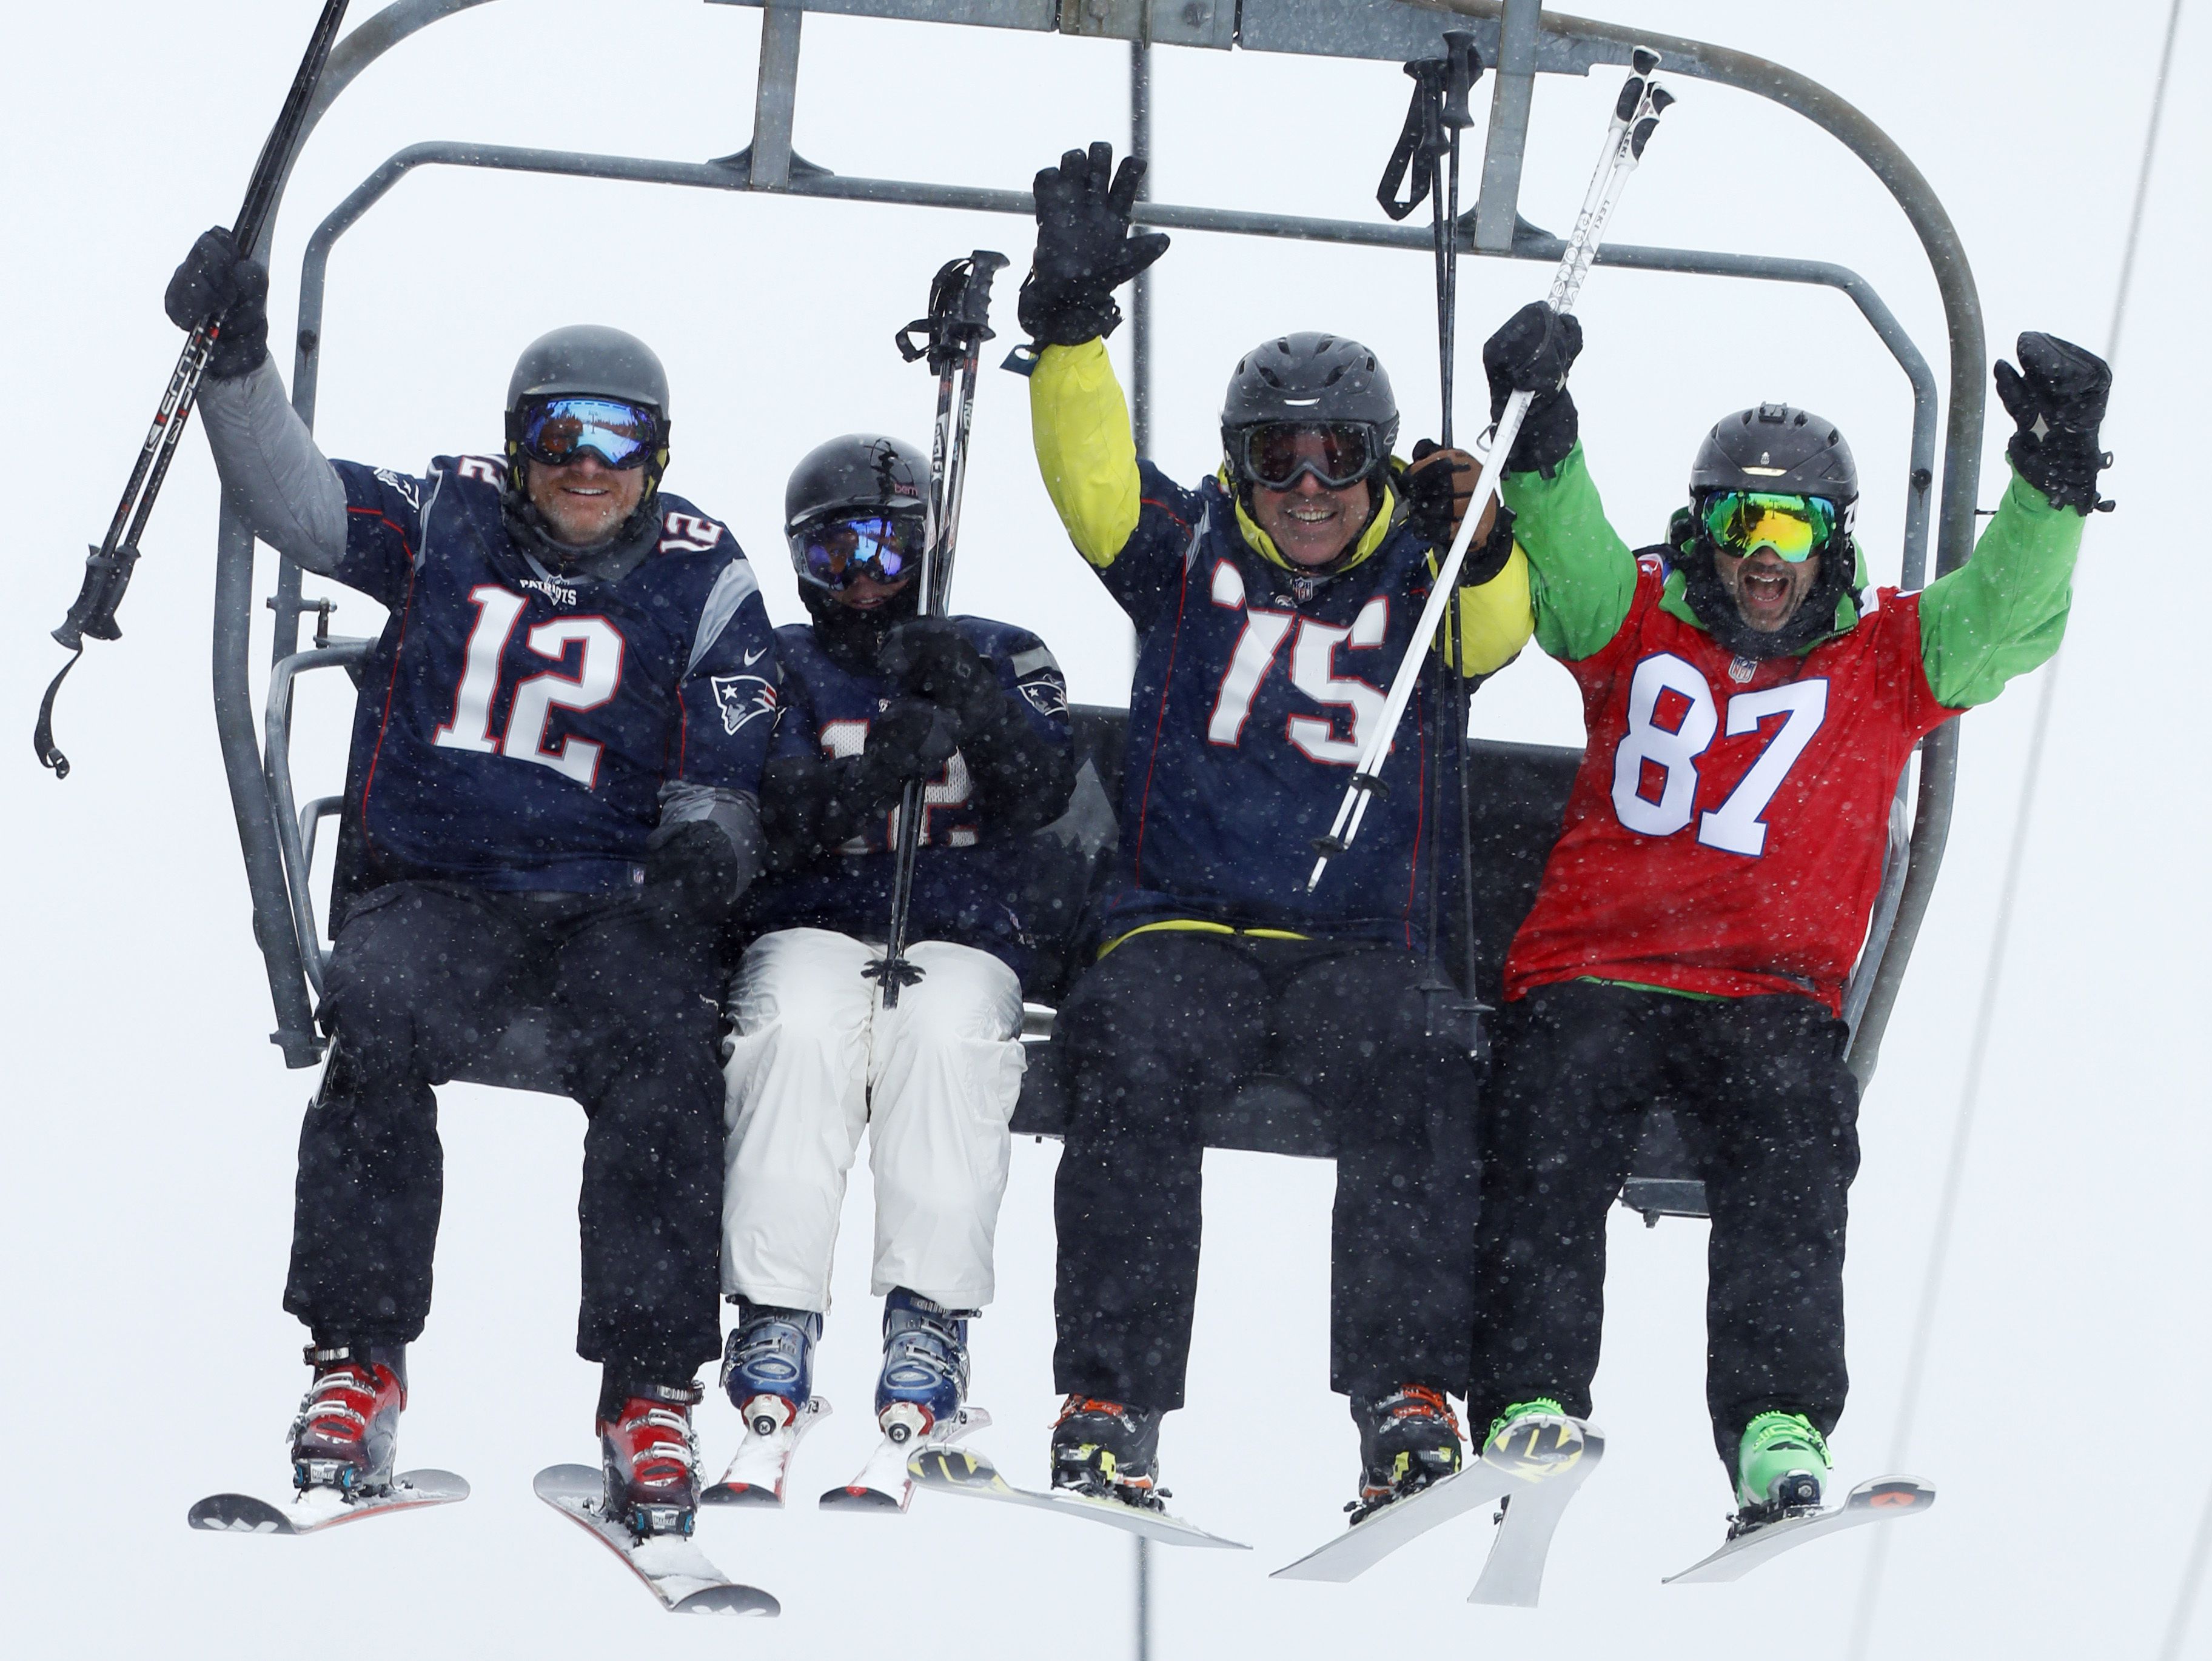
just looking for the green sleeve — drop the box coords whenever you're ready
[1497,443,1641,660]
[1917,468,2083,708]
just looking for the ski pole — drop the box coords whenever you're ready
[36,0,351,781]
[871,252,1007,1006]
[1310,51,1672,892]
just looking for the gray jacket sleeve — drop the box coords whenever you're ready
[195,354,349,576]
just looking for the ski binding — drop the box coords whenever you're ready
[188,1469,469,1536]
[906,1443,1248,1549]
[702,1394,830,1508]
[534,1463,778,1615]
[820,1405,990,1512]
[1664,1474,1934,1584]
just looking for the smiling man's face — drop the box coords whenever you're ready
[527,452,645,548]
[1713,546,1822,634]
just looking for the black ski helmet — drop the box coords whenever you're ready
[1680,403,1860,660]
[1688,403,1857,510]
[784,432,931,542]
[1219,332,1401,472]
[783,433,932,656]
[500,325,672,558]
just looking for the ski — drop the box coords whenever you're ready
[907,1443,1248,1550]
[189,1469,468,1536]
[819,1405,990,1512]
[702,1394,830,1508]
[1664,1474,1934,1585]
[1467,1423,1607,1606]
[533,1463,778,1616]
[1272,1417,1604,1589]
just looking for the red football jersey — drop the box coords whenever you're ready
[1503,556,1959,1013]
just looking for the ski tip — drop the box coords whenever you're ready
[702,1482,783,1508]
[1632,46,1661,74]
[672,1584,781,1618]
[817,1484,905,1511]
[188,1494,297,1534]
[1853,1475,1936,1513]
[395,1468,471,1502]
[532,1463,603,1502]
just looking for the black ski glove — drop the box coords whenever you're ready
[1482,301,1583,478]
[857,697,960,798]
[166,227,270,381]
[1017,141,1171,347]
[644,820,743,926]
[1994,331,2113,514]
[759,698,958,870]
[1404,443,1517,587]
[880,618,1005,739]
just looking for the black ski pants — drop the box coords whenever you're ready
[1465,981,1861,1471]
[283,881,726,1382]
[1052,931,1481,1411]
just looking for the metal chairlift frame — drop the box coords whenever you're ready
[226,0,1981,1140]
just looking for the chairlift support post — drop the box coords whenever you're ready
[227,0,1978,1098]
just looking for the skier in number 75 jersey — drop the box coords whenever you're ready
[166,230,782,1540]
[1017,142,1535,1519]
[1466,301,2110,1525]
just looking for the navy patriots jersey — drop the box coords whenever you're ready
[1091,465,1463,951]
[328,455,780,894]
[742,617,1071,976]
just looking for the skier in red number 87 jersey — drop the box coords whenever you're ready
[1465,299,2111,1524]
[165,228,784,1541]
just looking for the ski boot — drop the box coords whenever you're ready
[720,1301,822,1437]
[1735,1411,1830,1518]
[1483,1396,1589,1480]
[598,1380,703,1539]
[290,1342,406,1497]
[874,1289,971,1445]
[1350,1383,1463,1519]
[1050,1395,1164,1511]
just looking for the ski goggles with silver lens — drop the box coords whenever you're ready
[790,512,929,592]
[1698,490,1840,563]
[1235,421,1384,490]
[510,396,666,469]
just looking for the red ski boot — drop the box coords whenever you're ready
[290,1343,406,1497]
[598,1381,703,1539]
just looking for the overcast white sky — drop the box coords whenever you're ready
[4,1,2208,1656]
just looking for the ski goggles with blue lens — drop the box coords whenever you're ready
[790,512,929,592]
[509,395,666,469]
[1697,490,1840,563]
[1235,421,1384,490]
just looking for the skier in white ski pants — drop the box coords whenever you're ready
[722,927,1025,1312]
[713,431,1075,1448]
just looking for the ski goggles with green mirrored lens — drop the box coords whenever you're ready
[1697,490,1840,563]
[790,512,928,592]
[509,396,666,469]
[1235,421,1384,490]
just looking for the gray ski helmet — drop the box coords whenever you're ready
[1220,332,1400,476]
[506,324,670,416]
[1689,403,1857,512]
[784,433,930,533]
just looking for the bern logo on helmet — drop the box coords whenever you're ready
[709,673,777,736]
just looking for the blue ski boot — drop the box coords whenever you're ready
[874,1289,971,1444]
[720,1301,822,1437]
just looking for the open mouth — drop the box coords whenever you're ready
[1740,567,1793,612]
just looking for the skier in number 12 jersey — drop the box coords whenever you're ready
[1465,300,2111,1522]
[167,229,782,1540]
[717,433,1074,1454]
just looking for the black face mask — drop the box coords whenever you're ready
[1676,521,1857,661]
[802,578,922,673]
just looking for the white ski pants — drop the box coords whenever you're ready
[720,927,1027,1313]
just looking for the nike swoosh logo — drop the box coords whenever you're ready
[743,645,768,666]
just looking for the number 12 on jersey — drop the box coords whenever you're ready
[1610,652,1829,857]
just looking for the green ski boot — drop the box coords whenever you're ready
[1483,1397,1587,1482]
[1736,1411,1831,1513]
